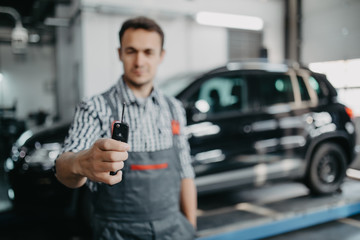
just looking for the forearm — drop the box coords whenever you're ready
[180,178,197,228]
[55,151,88,189]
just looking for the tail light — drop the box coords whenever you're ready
[345,107,354,119]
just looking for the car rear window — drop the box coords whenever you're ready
[308,76,325,98]
[308,74,335,102]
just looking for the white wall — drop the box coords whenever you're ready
[81,11,125,99]
[302,0,360,64]
[81,11,229,97]
[56,2,84,122]
[0,0,285,121]
[0,44,56,120]
[80,0,284,98]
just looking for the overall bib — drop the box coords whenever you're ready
[92,93,196,240]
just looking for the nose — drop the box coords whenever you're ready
[134,52,145,67]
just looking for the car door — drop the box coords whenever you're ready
[179,71,262,177]
[244,71,315,182]
[246,71,301,160]
[180,70,307,180]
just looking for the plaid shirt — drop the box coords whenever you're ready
[62,78,195,179]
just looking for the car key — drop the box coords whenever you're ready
[110,103,129,175]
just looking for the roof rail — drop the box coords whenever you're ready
[226,61,288,72]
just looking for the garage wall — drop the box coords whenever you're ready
[54,0,284,121]
[0,44,56,120]
[55,1,84,122]
[302,0,360,64]
[79,0,285,98]
[81,12,228,98]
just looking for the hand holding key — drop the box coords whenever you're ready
[74,138,129,185]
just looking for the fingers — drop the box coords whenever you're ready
[82,138,129,185]
[102,151,128,163]
[96,171,123,185]
[87,149,127,174]
[108,172,123,185]
[96,138,130,152]
[96,160,125,173]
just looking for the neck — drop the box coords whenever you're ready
[123,76,153,98]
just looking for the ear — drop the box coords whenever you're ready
[118,47,122,61]
[159,49,166,63]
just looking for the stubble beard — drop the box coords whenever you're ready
[123,74,154,96]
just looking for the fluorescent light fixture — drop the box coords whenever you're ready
[196,11,264,31]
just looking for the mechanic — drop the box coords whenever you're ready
[55,16,197,240]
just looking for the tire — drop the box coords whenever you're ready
[305,142,347,195]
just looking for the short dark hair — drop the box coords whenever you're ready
[119,16,164,49]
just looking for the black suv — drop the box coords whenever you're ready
[161,61,356,195]
[5,61,356,215]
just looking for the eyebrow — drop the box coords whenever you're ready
[124,47,137,52]
[124,46,155,52]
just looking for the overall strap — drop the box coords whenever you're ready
[164,96,181,135]
[102,90,119,121]
[163,96,182,154]
[163,95,177,121]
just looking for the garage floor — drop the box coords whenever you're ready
[196,178,360,240]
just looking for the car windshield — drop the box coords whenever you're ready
[158,72,201,97]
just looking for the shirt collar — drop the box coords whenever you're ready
[116,77,161,106]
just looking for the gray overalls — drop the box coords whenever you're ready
[92,92,196,240]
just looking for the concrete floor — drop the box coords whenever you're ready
[196,179,360,239]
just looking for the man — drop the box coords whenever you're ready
[55,16,197,240]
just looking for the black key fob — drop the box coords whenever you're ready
[110,103,129,176]
[110,121,129,176]
[111,121,129,143]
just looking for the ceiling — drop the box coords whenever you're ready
[0,0,71,44]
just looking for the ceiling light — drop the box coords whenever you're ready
[0,7,28,54]
[195,11,264,31]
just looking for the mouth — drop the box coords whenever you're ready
[132,69,145,76]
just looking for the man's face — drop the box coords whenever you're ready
[119,28,165,88]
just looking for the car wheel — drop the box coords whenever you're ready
[305,142,347,195]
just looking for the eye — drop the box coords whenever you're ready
[145,49,154,56]
[125,48,136,54]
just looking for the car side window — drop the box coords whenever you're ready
[254,73,294,107]
[191,76,248,114]
[308,76,326,100]
[297,76,311,101]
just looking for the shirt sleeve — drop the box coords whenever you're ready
[172,99,195,179]
[62,99,103,153]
